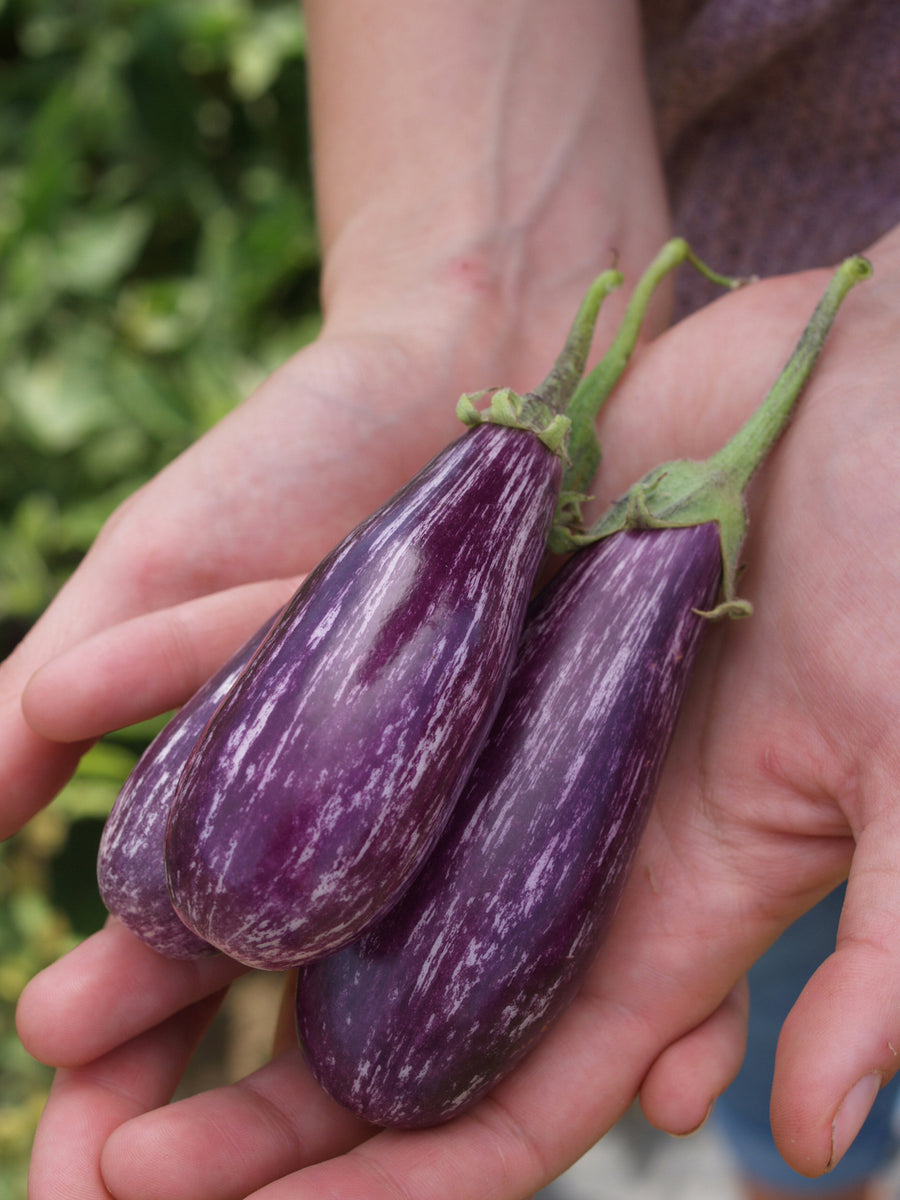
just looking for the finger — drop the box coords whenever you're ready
[100,1047,373,1200]
[640,979,750,1136]
[101,803,804,1200]
[28,990,225,1200]
[22,578,300,743]
[118,908,757,1200]
[0,596,100,837]
[0,713,91,839]
[17,920,247,1067]
[770,795,900,1178]
[94,953,672,1200]
[0,538,179,838]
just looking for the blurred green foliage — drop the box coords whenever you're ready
[0,0,321,1191]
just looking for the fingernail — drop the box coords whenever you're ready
[829,1072,882,1169]
[671,1099,715,1139]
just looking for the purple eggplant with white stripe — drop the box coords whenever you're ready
[295,523,719,1127]
[97,614,279,958]
[93,240,733,963]
[163,269,624,971]
[294,255,870,1126]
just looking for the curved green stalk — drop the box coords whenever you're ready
[563,237,747,506]
[529,267,625,415]
[567,254,872,619]
[707,256,872,494]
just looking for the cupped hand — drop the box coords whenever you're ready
[18,230,900,1200]
[5,246,616,840]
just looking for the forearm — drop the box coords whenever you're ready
[302,0,670,374]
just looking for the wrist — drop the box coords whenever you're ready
[319,190,671,412]
[307,0,672,394]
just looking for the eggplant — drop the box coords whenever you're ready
[94,242,729,965]
[294,255,870,1127]
[165,424,561,969]
[295,523,720,1127]
[163,265,627,972]
[97,615,278,959]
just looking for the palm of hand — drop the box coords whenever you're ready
[590,248,900,1174]
[3,297,564,835]
[18,244,900,1199]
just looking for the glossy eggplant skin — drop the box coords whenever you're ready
[165,424,562,971]
[295,522,721,1127]
[97,616,278,960]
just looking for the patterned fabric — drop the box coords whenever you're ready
[641,0,900,315]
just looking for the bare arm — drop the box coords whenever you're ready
[305,0,671,372]
[3,0,669,836]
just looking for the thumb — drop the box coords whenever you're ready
[771,776,900,1178]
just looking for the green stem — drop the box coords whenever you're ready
[563,238,745,500]
[527,267,623,415]
[566,253,873,617]
[708,254,873,494]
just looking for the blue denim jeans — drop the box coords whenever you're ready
[713,884,900,1192]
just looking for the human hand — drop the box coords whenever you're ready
[11,0,678,1188]
[2,0,672,841]
[0,283,558,839]
[615,226,900,1178]
[18,229,900,1198]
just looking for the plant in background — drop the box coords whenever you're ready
[0,1,320,1192]
[0,0,319,650]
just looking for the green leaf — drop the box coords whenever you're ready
[228,6,306,100]
[55,205,152,295]
[5,353,121,454]
[116,277,212,353]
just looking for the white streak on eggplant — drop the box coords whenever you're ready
[295,523,722,1126]
[166,425,561,970]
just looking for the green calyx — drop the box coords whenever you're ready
[563,253,873,620]
[457,265,624,458]
[457,388,572,454]
[580,458,754,620]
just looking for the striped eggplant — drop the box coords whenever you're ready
[93,241,729,964]
[166,426,561,970]
[295,523,720,1127]
[164,269,625,972]
[97,615,278,959]
[294,255,870,1127]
